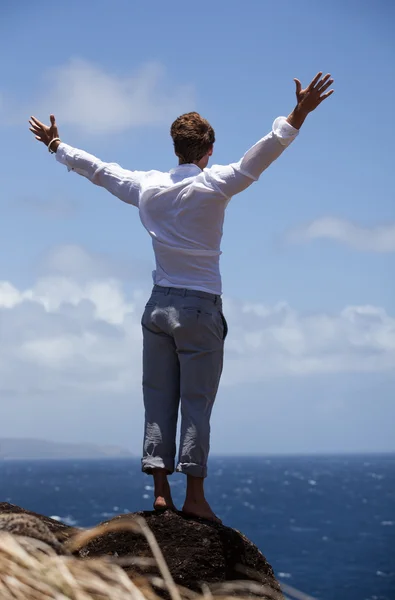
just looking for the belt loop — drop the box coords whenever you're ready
[182,288,187,297]
[165,287,170,296]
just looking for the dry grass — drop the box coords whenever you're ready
[0,517,313,600]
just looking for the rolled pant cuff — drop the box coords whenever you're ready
[141,457,174,474]
[176,462,207,478]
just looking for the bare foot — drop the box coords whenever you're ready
[154,494,177,511]
[182,499,222,523]
[153,471,177,511]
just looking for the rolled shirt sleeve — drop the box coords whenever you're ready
[56,143,144,207]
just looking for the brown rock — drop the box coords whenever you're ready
[0,503,282,597]
[0,502,76,543]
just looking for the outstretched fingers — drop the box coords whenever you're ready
[309,72,335,103]
[30,116,46,129]
[318,78,334,95]
[29,118,44,134]
[316,73,331,90]
[308,72,323,89]
[319,89,335,104]
[292,71,335,114]
[317,73,334,102]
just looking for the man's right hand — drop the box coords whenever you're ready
[29,114,61,152]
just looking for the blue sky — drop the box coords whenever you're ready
[0,0,394,454]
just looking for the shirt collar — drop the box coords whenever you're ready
[169,164,201,175]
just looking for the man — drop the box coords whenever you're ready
[30,72,334,523]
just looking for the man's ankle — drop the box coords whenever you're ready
[185,475,206,504]
[152,469,169,492]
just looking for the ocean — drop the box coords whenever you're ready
[1,454,394,600]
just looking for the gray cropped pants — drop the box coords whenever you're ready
[141,285,228,478]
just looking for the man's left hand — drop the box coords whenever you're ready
[287,72,334,129]
[294,72,334,114]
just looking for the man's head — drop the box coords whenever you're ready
[170,112,215,169]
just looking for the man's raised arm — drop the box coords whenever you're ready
[204,72,334,200]
[29,115,143,207]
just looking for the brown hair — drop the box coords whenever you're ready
[170,112,215,164]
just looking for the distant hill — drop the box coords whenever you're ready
[0,438,134,460]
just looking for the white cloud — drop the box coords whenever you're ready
[287,217,395,252]
[0,277,143,396]
[3,59,195,134]
[1,246,394,401]
[224,300,395,384]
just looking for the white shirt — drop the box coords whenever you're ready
[56,116,298,295]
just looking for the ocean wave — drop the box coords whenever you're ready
[50,515,78,526]
[290,526,318,533]
[368,472,385,480]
